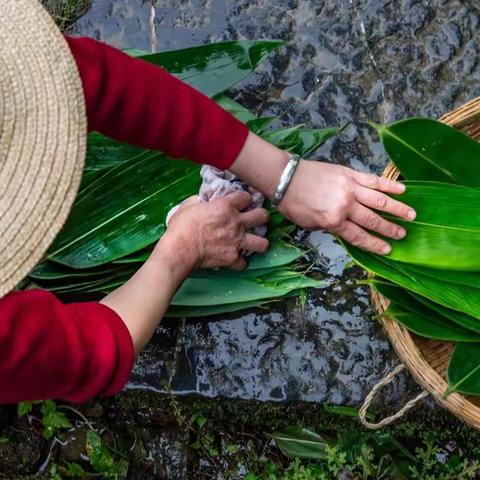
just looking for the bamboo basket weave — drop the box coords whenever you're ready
[366,96,480,429]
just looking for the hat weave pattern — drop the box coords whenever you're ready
[0,0,86,297]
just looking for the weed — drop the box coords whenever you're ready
[41,0,90,30]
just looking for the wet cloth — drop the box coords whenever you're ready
[167,165,268,239]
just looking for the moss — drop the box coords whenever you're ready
[41,0,91,30]
[2,392,480,479]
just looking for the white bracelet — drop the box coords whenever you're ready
[272,154,301,206]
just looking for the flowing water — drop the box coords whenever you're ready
[73,0,480,407]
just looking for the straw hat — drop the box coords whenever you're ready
[0,0,86,297]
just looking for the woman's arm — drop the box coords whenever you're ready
[66,36,414,255]
[0,193,267,403]
[0,290,134,404]
[230,132,416,255]
[101,192,268,355]
[66,36,248,169]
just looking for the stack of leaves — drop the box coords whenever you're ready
[28,40,332,317]
[343,117,480,397]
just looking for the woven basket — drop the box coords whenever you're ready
[367,96,480,429]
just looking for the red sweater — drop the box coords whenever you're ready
[0,37,248,404]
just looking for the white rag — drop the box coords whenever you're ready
[166,165,268,239]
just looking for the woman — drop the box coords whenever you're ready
[0,0,414,403]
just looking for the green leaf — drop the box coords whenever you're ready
[0,437,8,444]
[214,95,256,123]
[373,282,480,341]
[247,117,278,134]
[247,237,305,270]
[386,304,480,342]
[167,298,273,318]
[171,270,325,307]
[30,261,119,281]
[343,242,480,328]
[137,40,284,98]
[85,133,146,172]
[404,288,480,336]
[41,401,72,440]
[86,431,129,477]
[194,415,208,429]
[66,463,88,477]
[296,127,341,157]
[372,118,480,186]
[384,182,480,271]
[48,156,201,268]
[18,402,33,417]
[323,404,374,421]
[272,427,330,459]
[123,48,147,57]
[262,125,303,150]
[446,342,480,397]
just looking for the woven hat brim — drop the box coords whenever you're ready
[0,0,87,297]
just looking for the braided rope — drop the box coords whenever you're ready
[359,364,429,429]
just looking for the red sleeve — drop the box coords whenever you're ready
[66,36,249,170]
[0,290,134,404]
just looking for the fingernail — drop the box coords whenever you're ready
[381,244,391,255]
[407,209,416,220]
[396,182,406,193]
[396,228,406,239]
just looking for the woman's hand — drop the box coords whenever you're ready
[230,131,416,255]
[102,191,269,355]
[164,191,269,270]
[277,162,415,254]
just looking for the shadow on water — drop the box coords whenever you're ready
[73,0,480,407]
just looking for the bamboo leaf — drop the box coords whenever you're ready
[246,117,278,134]
[166,298,274,318]
[407,264,480,290]
[372,118,480,186]
[386,304,480,342]
[213,95,256,123]
[343,242,480,327]
[374,282,480,341]
[30,261,119,281]
[48,156,201,268]
[296,127,339,157]
[446,342,480,397]
[385,182,480,270]
[85,133,146,172]
[271,427,330,460]
[171,270,325,307]
[408,290,480,334]
[137,40,284,98]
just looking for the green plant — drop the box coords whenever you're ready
[42,0,91,30]
[28,41,336,317]
[342,118,480,397]
[18,400,71,439]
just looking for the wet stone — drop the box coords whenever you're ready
[74,1,480,408]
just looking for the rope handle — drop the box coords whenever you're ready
[359,364,429,429]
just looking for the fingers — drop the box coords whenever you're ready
[353,171,406,194]
[241,208,270,229]
[349,204,406,240]
[355,185,416,220]
[241,233,269,253]
[226,191,253,211]
[336,220,391,255]
[230,257,248,271]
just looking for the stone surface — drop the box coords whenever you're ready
[73,0,480,405]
